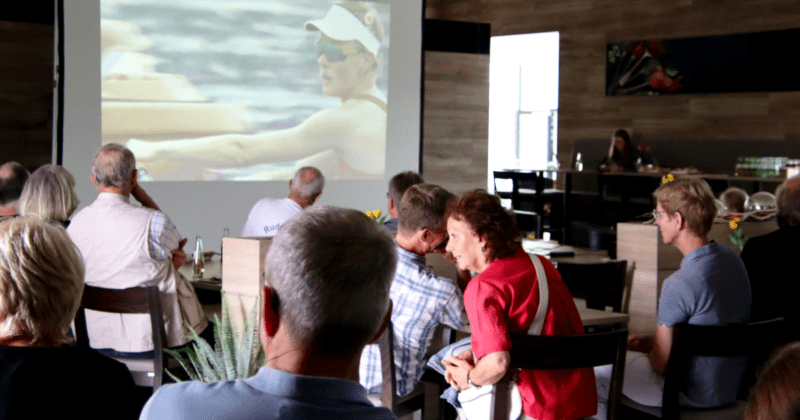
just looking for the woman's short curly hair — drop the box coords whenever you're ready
[448,189,522,262]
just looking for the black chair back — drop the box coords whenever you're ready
[74,285,168,392]
[491,329,628,420]
[556,260,628,313]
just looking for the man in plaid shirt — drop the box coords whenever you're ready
[360,183,468,396]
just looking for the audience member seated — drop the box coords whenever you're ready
[240,166,324,237]
[140,206,399,420]
[597,129,654,172]
[741,175,800,336]
[67,143,211,359]
[382,170,424,232]
[0,217,140,420]
[720,187,749,214]
[17,164,79,228]
[595,177,752,419]
[360,183,468,397]
[440,190,596,420]
[745,341,800,420]
[0,161,30,218]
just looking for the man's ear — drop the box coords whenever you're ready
[288,179,293,190]
[261,286,280,338]
[90,174,97,187]
[369,300,393,344]
[313,192,322,204]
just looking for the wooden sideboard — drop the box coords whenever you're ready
[617,219,778,335]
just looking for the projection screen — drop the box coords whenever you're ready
[62,0,422,247]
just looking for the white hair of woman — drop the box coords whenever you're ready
[0,217,85,345]
[264,205,396,356]
[18,164,80,223]
[92,143,136,188]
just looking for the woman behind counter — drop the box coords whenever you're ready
[441,190,596,420]
[598,129,654,172]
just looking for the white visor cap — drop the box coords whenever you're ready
[305,4,381,59]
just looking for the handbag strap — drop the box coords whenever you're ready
[529,255,550,335]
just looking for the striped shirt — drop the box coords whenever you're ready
[359,245,466,396]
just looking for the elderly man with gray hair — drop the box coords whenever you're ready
[241,166,325,237]
[67,143,210,359]
[741,174,800,337]
[141,206,398,420]
[0,161,30,217]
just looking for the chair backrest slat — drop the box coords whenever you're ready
[492,329,628,420]
[556,260,628,313]
[74,285,168,393]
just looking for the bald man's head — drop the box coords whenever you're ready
[289,167,325,208]
[0,162,31,212]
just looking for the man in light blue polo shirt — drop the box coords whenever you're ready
[140,207,399,420]
[594,177,751,419]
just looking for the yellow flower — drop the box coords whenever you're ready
[729,221,738,230]
[527,234,535,239]
[662,174,674,184]
[366,211,374,218]
[373,209,382,218]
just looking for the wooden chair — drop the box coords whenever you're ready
[366,323,442,419]
[493,170,564,240]
[622,318,785,420]
[556,260,628,313]
[491,329,629,420]
[74,285,172,393]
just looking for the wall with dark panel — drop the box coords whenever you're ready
[424,0,800,172]
[0,3,54,171]
[422,20,490,195]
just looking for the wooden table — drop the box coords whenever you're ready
[523,239,611,265]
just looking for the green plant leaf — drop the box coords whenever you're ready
[163,348,196,382]
[187,324,224,381]
[239,295,257,379]
[192,341,221,382]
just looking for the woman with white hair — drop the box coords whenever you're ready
[0,217,140,419]
[17,164,80,227]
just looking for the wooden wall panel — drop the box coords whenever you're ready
[422,52,489,195]
[424,0,800,172]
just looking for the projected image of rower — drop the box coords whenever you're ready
[105,0,389,181]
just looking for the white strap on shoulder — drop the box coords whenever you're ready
[529,255,550,335]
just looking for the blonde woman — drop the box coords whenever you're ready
[0,217,140,419]
[18,164,80,227]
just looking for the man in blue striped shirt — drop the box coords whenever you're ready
[360,183,468,397]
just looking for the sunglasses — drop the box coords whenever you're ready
[315,42,363,62]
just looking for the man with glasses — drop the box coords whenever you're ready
[594,177,751,419]
[127,1,388,181]
[360,183,468,398]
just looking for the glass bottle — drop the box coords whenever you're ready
[192,236,204,279]
[575,153,584,171]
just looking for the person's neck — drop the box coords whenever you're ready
[674,233,710,256]
[97,186,129,197]
[0,334,59,348]
[288,194,313,209]
[263,328,361,381]
[342,84,381,102]
[395,229,427,256]
[0,206,16,216]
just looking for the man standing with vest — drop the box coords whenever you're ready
[68,143,209,358]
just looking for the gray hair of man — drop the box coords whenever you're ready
[388,171,424,207]
[290,166,325,200]
[91,143,136,188]
[0,217,85,345]
[398,183,455,233]
[18,165,80,223]
[776,175,800,227]
[0,161,31,207]
[264,206,396,357]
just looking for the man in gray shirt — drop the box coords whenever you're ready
[140,206,399,420]
[594,177,751,419]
